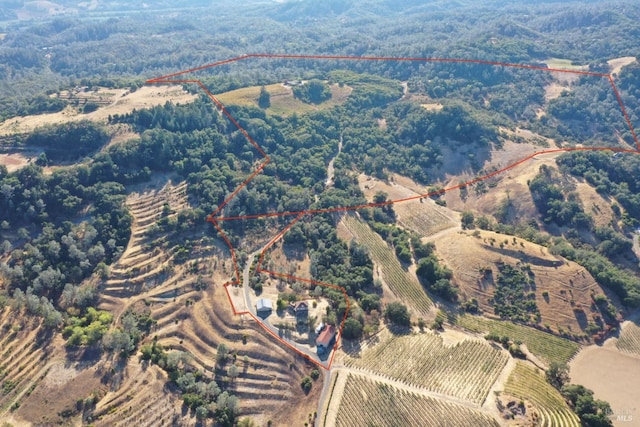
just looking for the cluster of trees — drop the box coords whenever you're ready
[22,120,109,161]
[415,244,457,303]
[292,79,332,104]
[529,164,591,229]
[557,151,640,224]
[102,310,155,356]
[62,307,112,346]
[491,263,539,323]
[141,340,240,425]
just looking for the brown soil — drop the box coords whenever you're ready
[0,152,32,172]
[570,339,640,426]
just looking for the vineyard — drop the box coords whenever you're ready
[334,373,500,427]
[0,309,53,419]
[358,174,459,238]
[344,329,508,405]
[456,315,580,366]
[504,361,580,427]
[342,214,433,315]
[616,321,640,355]
[89,179,321,425]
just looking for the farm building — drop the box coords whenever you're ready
[316,325,336,353]
[256,298,273,315]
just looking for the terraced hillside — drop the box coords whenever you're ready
[334,373,500,427]
[344,328,508,405]
[504,361,580,427]
[435,229,603,336]
[91,179,320,426]
[342,214,433,315]
[0,309,53,419]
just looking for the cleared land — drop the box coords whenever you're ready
[341,214,433,315]
[456,314,580,366]
[0,85,196,136]
[608,56,637,77]
[344,328,508,405]
[570,341,640,427]
[544,58,588,71]
[504,361,580,427]
[334,373,500,427]
[214,83,352,116]
[0,152,32,172]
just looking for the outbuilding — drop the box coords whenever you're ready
[256,298,273,315]
[316,325,336,353]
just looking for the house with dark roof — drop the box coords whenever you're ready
[293,301,309,321]
[316,325,336,353]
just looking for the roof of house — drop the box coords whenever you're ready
[316,325,336,347]
[294,301,309,311]
[256,298,273,311]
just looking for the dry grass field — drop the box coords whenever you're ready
[0,85,196,137]
[435,229,604,336]
[214,82,352,116]
[608,56,637,77]
[358,173,460,237]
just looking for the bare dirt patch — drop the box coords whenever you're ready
[544,82,570,103]
[0,152,33,172]
[570,340,640,426]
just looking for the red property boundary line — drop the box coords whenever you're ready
[148,54,640,370]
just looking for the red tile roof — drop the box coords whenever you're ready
[316,325,336,347]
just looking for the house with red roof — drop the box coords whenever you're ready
[315,325,336,353]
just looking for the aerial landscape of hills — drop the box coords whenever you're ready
[1,1,640,426]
